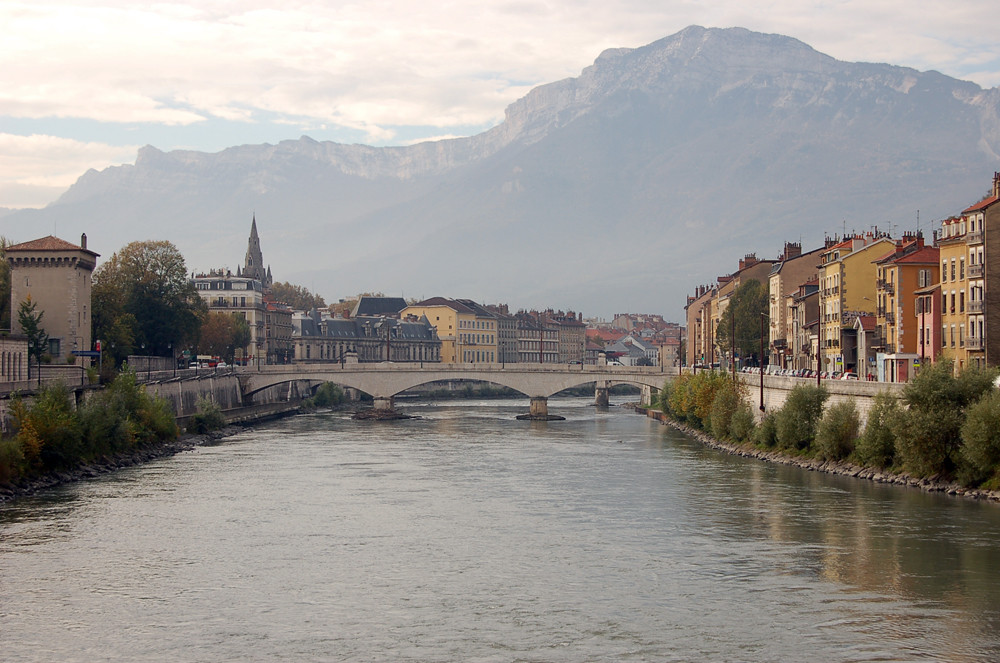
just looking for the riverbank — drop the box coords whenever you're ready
[640,407,1000,503]
[0,426,243,504]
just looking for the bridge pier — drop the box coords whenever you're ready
[530,396,548,418]
[595,384,610,407]
[372,396,395,411]
[515,396,566,421]
[640,385,653,407]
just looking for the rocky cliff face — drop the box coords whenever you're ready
[5,26,999,316]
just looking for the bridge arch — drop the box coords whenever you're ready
[238,365,675,412]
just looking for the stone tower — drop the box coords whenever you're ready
[7,234,99,364]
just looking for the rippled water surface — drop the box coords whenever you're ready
[4,398,1000,661]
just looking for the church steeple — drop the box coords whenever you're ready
[244,214,270,288]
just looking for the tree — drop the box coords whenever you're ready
[198,312,251,363]
[92,241,206,365]
[270,281,326,310]
[17,296,49,364]
[715,279,768,365]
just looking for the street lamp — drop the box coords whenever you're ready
[759,312,767,412]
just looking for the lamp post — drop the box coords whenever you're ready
[759,312,766,412]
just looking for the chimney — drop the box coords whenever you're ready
[783,242,802,260]
[993,171,1000,198]
[81,233,87,250]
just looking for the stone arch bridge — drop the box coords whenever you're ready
[237,363,676,417]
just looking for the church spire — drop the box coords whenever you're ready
[244,214,267,286]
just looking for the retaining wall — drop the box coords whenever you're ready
[737,374,904,424]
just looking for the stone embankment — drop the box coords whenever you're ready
[643,408,1000,504]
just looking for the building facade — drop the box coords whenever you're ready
[7,234,99,364]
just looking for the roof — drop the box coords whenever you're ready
[351,296,407,317]
[962,195,999,214]
[409,297,476,315]
[855,315,876,332]
[6,235,99,256]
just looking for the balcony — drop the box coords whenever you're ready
[969,300,984,313]
[876,279,895,295]
[969,264,984,278]
[886,312,895,325]
[967,337,985,350]
[968,230,984,245]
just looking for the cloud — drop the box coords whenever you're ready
[5,1,995,140]
[2,0,999,208]
[0,134,138,208]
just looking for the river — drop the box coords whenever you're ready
[3,398,1000,662]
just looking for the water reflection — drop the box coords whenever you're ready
[2,400,1000,661]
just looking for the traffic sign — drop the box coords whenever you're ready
[73,350,101,357]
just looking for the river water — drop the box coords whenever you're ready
[3,398,1000,662]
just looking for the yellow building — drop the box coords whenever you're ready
[818,235,896,373]
[938,217,971,369]
[401,297,498,364]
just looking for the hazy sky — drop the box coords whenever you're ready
[3,0,1000,209]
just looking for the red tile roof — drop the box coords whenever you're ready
[962,195,999,214]
[6,235,95,253]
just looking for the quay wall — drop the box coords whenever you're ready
[736,374,904,424]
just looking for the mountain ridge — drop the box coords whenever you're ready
[6,25,999,318]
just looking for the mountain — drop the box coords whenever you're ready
[5,25,1000,318]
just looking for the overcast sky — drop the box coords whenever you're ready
[3,0,999,209]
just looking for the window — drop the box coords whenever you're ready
[960,258,965,280]
[960,291,965,313]
[942,261,948,280]
[951,259,957,281]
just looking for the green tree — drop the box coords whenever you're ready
[17,296,49,364]
[814,400,860,461]
[93,240,206,365]
[715,279,768,365]
[893,360,998,477]
[958,390,1000,488]
[775,384,827,451]
[855,391,900,468]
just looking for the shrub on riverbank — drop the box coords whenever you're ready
[959,390,1000,489]
[0,369,178,485]
[186,397,227,434]
[775,384,827,452]
[893,361,996,477]
[311,382,345,407]
[814,400,859,461]
[728,401,756,443]
[710,380,742,441]
[657,362,1000,489]
[667,371,731,431]
[854,391,899,468]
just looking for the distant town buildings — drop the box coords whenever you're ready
[684,171,1000,383]
[191,218,292,364]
